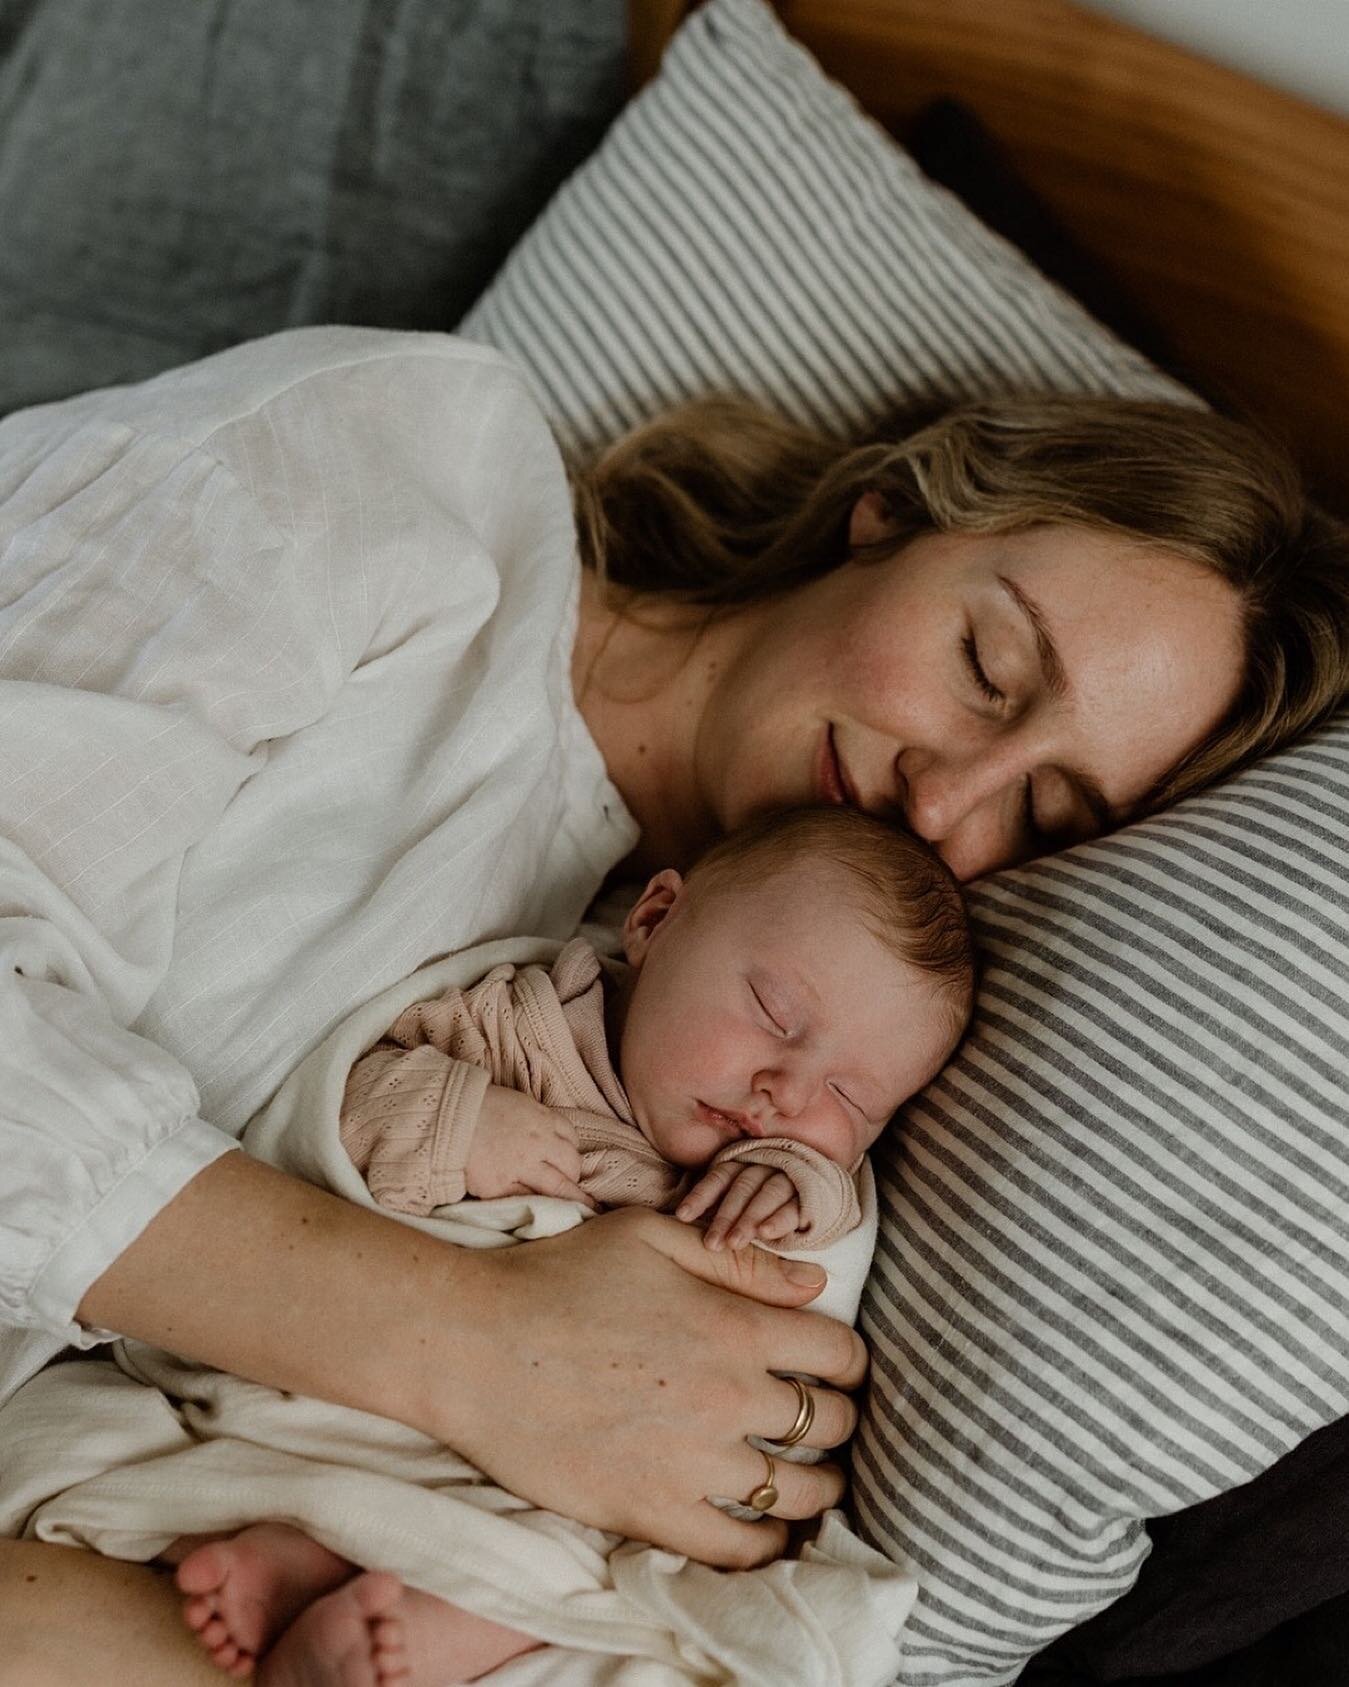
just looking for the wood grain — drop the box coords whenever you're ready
[629,0,1349,513]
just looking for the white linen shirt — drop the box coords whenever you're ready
[0,328,637,1404]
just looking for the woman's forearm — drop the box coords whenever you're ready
[76,1150,479,1442]
[76,1152,867,1567]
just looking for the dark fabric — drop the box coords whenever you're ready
[904,99,1186,385]
[1019,1595,1349,1687]
[0,0,625,413]
[1018,1412,1349,1684]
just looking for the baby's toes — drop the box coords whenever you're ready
[370,1614,410,1683]
[182,1593,218,1635]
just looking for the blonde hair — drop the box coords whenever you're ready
[688,805,975,1031]
[571,394,1349,816]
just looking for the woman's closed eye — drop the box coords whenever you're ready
[962,630,1006,707]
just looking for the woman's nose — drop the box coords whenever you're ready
[899,742,1027,845]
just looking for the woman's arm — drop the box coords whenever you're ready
[78,1150,866,1566]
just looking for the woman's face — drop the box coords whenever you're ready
[698,508,1245,881]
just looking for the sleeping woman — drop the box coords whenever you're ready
[1,326,1347,1685]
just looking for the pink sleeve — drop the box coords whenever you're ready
[339,1040,490,1215]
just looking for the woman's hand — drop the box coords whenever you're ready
[437,1206,867,1568]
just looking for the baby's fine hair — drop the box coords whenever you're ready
[688,804,975,1029]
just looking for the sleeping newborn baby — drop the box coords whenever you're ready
[169,804,974,1686]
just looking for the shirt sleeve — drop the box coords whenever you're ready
[0,352,391,1341]
[708,1138,863,1250]
[0,329,578,1346]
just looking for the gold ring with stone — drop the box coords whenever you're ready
[746,1449,779,1512]
[777,1377,815,1448]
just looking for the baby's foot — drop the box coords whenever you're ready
[376,1586,543,1683]
[175,1522,355,1677]
[256,1572,403,1687]
[260,1576,542,1687]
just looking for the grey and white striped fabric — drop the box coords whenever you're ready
[462,0,1349,1680]
[459,0,1186,458]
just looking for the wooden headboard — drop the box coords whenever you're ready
[629,0,1349,518]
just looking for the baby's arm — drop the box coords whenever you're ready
[341,1038,593,1212]
[676,1140,862,1252]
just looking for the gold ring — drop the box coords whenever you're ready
[746,1449,779,1512]
[777,1377,815,1448]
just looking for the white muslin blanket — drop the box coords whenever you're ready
[0,938,915,1686]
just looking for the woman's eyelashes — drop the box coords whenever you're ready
[962,629,1006,707]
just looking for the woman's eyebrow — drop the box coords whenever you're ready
[997,573,1067,702]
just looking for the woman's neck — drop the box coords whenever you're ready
[572,568,741,875]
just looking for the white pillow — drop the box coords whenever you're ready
[461,1,1349,1681]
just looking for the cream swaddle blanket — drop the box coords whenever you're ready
[0,938,915,1687]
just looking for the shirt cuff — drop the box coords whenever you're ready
[27,1116,241,1347]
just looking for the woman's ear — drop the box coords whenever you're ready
[622,868,684,967]
[848,489,893,549]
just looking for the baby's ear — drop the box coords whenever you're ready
[622,868,685,966]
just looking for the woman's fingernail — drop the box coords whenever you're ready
[785,1262,826,1287]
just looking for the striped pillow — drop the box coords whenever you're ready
[461,0,1349,1680]
[459,0,1186,455]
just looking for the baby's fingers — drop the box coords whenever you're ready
[726,1175,798,1249]
[755,1198,803,1241]
[676,1163,739,1224]
[535,1160,599,1208]
[703,1166,775,1251]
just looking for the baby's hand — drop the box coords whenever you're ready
[676,1163,802,1252]
[468,1085,596,1207]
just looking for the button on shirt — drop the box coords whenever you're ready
[0,328,638,1403]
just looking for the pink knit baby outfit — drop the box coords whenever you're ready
[339,938,862,1249]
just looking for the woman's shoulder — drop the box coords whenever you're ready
[1,329,541,469]
[135,328,539,446]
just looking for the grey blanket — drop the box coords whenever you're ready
[0,0,625,412]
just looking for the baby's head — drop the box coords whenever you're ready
[613,805,974,1169]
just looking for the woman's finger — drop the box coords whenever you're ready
[722,1450,848,1522]
[687,1508,791,1570]
[766,1377,857,1450]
